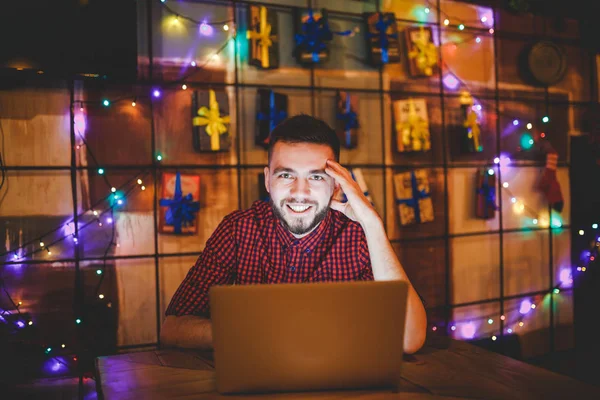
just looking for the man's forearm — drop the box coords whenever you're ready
[360,217,427,354]
[160,315,213,350]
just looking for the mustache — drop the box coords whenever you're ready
[280,199,318,207]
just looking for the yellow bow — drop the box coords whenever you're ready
[408,26,438,76]
[464,110,481,151]
[246,6,276,68]
[396,99,430,152]
[193,89,230,151]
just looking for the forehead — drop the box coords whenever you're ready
[270,142,335,170]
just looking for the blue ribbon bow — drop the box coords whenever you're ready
[336,94,359,148]
[159,172,200,234]
[369,13,397,63]
[257,90,287,144]
[294,9,353,63]
[477,176,497,218]
[396,171,430,224]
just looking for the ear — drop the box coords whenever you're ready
[263,166,270,193]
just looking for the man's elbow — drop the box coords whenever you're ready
[404,330,426,355]
[160,315,178,347]
[404,315,427,354]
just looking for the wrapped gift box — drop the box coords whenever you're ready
[393,98,431,152]
[335,91,359,149]
[394,169,434,226]
[247,5,279,69]
[364,12,400,65]
[192,89,231,153]
[256,89,288,148]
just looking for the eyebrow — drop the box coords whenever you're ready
[272,168,327,175]
[273,167,294,174]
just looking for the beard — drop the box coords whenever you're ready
[270,197,329,236]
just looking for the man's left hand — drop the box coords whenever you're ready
[325,160,381,228]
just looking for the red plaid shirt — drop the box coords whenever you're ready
[166,200,374,317]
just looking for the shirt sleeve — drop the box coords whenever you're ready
[358,231,374,281]
[165,216,236,317]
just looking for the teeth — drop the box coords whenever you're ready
[289,205,310,212]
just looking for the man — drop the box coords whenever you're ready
[161,115,427,354]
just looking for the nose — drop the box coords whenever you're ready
[290,177,310,197]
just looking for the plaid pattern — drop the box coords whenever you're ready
[165,200,374,317]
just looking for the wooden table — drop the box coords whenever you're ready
[95,338,599,399]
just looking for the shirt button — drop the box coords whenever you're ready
[305,248,311,254]
[288,266,296,272]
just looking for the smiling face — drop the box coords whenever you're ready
[264,141,338,238]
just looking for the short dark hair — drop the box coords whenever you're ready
[267,114,340,164]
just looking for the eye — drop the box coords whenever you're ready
[311,175,324,181]
[279,173,292,179]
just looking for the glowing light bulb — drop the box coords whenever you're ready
[500,315,505,321]
[157,154,163,161]
[47,249,52,255]
[511,197,517,204]
[153,89,161,98]
[513,119,519,126]
[475,37,481,43]
[190,61,196,67]
[526,123,532,130]
[76,318,82,324]
[582,267,587,272]
[106,217,113,224]
[531,304,536,309]
[579,230,585,236]
[489,28,494,34]
[111,187,116,193]
[181,84,187,90]
[425,7,430,14]
[492,335,497,341]
[507,328,513,333]
[40,241,44,247]
[533,219,538,225]
[553,288,560,294]
[450,325,456,331]
[61,344,66,348]
[131,101,136,107]
[488,319,493,324]
[444,19,450,26]
[102,99,110,107]
[487,168,494,176]
[137,179,142,185]
[28,321,33,326]
[96,269,102,275]
[93,210,98,216]
[99,294,105,299]
[117,199,123,205]
[98,168,104,175]
[540,132,546,138]
[199,22,213,36]
[432,326,437,331]
[223,24,229,31]
[141,185,146,191]
[481,16,488,23]
[518,321,524,327]
[494,157,500,164]
[18,301,22,306]
[502,182,509,188]
[542,116,549,123]
[593,223,599,229]
[458,24,465,30]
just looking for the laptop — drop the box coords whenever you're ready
[209,280,408,394]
